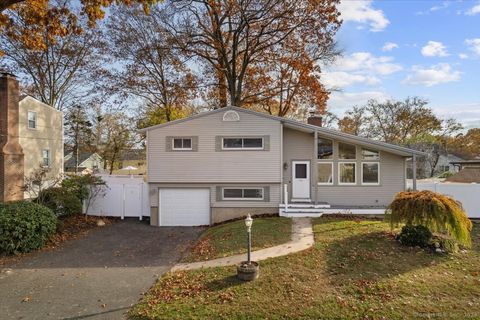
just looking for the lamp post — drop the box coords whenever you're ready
[237,213,259,281]
[245,214,253,264]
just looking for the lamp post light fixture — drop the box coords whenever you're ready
[237,214,259,281]
[245,214,253,264]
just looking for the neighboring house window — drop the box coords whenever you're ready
[317,162,333,185]
[222,187,264,200]
[28,111,37,129]
[42,149,51,167]
[172,138,192,150]
[339,162,356,185]
[339,142,356,159]
[222,137,263,150]
[317,138,333,159]
[439,165,450,172]
[362,162,380,185]
[361,148,380,160]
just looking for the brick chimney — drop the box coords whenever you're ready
[307,108,322,127]
[0,71,24,202]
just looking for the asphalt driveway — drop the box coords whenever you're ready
[0,219,203,320]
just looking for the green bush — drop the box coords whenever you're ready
[37,187,83,216]
[61,174,105,202]
[437,171,454,179]
[387,190,473,247]
[440,238,459,253]
[0,201,57,254]
[398,225,432,247]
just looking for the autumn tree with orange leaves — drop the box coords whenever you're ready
[170,0,341,116]
[0,0,159,52]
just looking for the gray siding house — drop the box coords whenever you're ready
[141,106,424,226]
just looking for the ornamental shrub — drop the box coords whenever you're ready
[61,174,105,202]
[398,225,432,247]
[37,187,83,216]
[387,190,473,247]
[0,201,57,254]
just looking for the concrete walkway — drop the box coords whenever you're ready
[172,217,313,271]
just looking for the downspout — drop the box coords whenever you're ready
[313,131,318,205]
[412,154,417,191]
[279,122,284,204]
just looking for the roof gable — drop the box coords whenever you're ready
[19,95,62,113]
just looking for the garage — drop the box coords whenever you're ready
[158,188,211,226]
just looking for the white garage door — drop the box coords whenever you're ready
[159,188,210,226]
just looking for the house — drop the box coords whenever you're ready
[64,151,103,173]
[140,106,425,226]
[450,159,480,170]
[406,153,464,179]
[19,95,64,180]
[445,168,480,183]
[0,72,63,202]
[114,149,146,175]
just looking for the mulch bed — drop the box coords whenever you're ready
[0,215,118,266]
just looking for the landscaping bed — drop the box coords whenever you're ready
[130,217,480,320]
[0,215,116,266]
[181,217,292,262]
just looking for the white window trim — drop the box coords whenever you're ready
[361,148,380,161]
[172,138,193,151]
[317,162,334,185]
[338,162,357,185]
[221,137,264,150]
[317,138,334,160]
[42,149,51,168]
[338,142,357,160]
[361,161,380,185]
[27,110,37,130]
[222,187,264,201]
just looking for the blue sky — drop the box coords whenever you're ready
[325,0,480,128]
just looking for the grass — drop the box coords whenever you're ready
[181,217,292,262]
[130,217,480,320]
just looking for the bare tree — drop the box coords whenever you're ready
[105,5,197,124]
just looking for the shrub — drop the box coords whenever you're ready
[37,187,83,216]
[61,174,104,202]
[0,201,57,254]
[437,171,454,179]
[440,238,459,253]
[398,225,432,247]
[387,190,473,247]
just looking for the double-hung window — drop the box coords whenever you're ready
[222,187,264,200]
[172,138,192,150]
[28,111,37,129]
[42,149,51,167]
[222,137,263,150]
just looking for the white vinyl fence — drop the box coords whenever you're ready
[408,181,480,218]
[85,175,149,219]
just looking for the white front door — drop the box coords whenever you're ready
[292,161,310,200]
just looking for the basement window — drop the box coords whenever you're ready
[222,187,264,200]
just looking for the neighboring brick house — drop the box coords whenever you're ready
[0,72,63,201]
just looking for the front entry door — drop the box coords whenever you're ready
[292,161,310,200]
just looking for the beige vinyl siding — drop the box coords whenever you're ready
[18,97,63,180]
[147,110,282,183]
[282,127,406,206]
[149,183,281,208]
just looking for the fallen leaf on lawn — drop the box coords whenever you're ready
[101,303,106,308]
[22,296,31,302]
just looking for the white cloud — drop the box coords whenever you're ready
[421,41,449,57]
[466,38,480,55]
[322,72,380,88]
[334,52,403,75]
[402,63,461,87]
[459,53,468,59]
[415,1,450,15]
[466,2,480,15]
[382,42,398,52]
[338,0,389,32]
[327,91,389,113]
[435,103,480,128]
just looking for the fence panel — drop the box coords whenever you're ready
[85,175,149,219]
[409,181,480,218]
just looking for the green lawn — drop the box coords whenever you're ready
[130,217,480,320]
[181,217,292,262]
